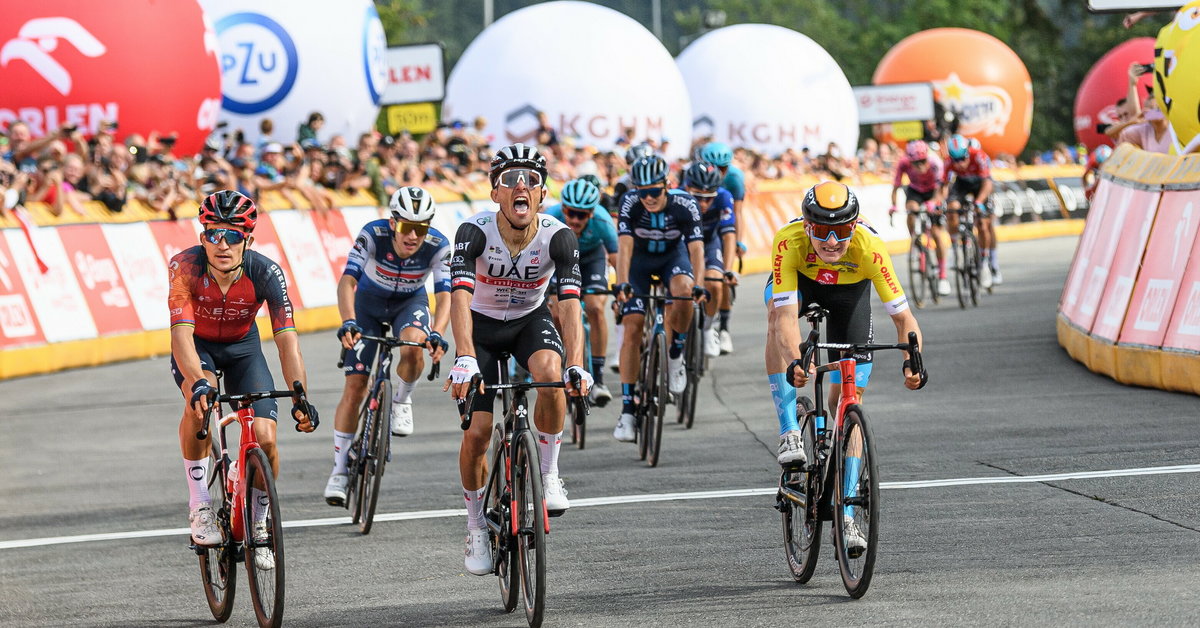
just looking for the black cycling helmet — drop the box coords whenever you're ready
[630,155,669,186]
[684,161,722,191]
[489,143,547,187]
[801,181,859,226]
[199,190,257,231]
[624,142,654,165]
[578,173,604,191]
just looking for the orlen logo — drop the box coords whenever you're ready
[213,13,298,115]
[362,4,387,105]
[0,17,105,96]
[934,72,1013,137]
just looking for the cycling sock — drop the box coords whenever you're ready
[463,486,487,530]
[767,373,798,435]
[184,458,211,510]
[536,430,562,476]
[393,376,417,404]
[843,455,862,519]
[669,332,687,359]
[719,309,731,332]
[621,383,635,415]
[591,356,605,385]
[989,248,999,270]
[332,430,354,474]
[251,488,268,525]
[937,256,947,279]
[703,312,716,331]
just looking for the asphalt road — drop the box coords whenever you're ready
[3,235,1199,627]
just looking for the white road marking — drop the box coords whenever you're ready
[3,463,1198,551]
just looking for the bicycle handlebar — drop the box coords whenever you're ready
[457,370,582,431]
[336,334,442,380]
[196,380,306,440]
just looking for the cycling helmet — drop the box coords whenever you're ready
[1094,144,1114,164]
[489,143,547,187]
[906,140,929,161]
[684,161,722,191]
[699,142,733,167]
[389,186,436,222]
[560,178,601,211]
[624,142,653,165]
[630,155,669,186]
[947,134,971,160]
[801,181,859,226]
[969,137,982,150]
[199,190,257,231]
[578,173,604,191]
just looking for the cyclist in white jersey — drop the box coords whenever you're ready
[444,143,592,576]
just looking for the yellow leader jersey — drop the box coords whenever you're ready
[770,218,909,316]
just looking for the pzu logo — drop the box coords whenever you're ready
[213,13,298,115]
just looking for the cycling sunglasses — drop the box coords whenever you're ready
[202,228,248,246]
[562,207,593,221]
[395,220,430,238]
[497,168,543,188]
[806,222,856,243]
[636,186,666,199]
[687,188,717,199]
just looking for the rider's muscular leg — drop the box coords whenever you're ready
[254,418,279,476]
[529,348,565,477]
[459,411,492,491]
[334,374,369,433]
[668,273,695,337]
[584,294,607,361]
[619,315,644,386]
[396,326,426,384]
[905,199,919,237]
[704,270,724,319]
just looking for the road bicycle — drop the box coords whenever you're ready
[895,204,942,309]
[675,300,706,429]
[192,376,311,628]
[776,305,925,599]
[950,203,984,308]
[570,287,607,449]
[335,322,440,534]
[618,283,675,468]
[458,362,586,628]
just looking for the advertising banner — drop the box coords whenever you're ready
[314,209,354,282]
[268,210,336,307]
[1090,189,1160,341]
[854,83,935,125]
[57,223,141,335]
[0,235,45,348]
[102,222,170,330]
[1120,191,1197,345]
[4,227,96,342]
[247,213,305,310]
[381,43,445,105]
[1061,178,1116,324]
[148,219,202,270]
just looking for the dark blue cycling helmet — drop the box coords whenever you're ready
[560,178,601,211]
[699,142,733,167]
[630,155,668,186]
[684,161,722,191]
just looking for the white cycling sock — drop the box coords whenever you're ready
[332,430,354,474]
[537,430,562,476]
[185,458,211,510]
[393,376,417,404]
[463,486,487,530]
[251,488,269,525]
[703,311,717,331]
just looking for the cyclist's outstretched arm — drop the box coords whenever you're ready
[889,308,924,390]
[549,228,586,378]
[274,331,316,431]
[976,178,994,204]
[615,235,634,295]
[170,325,209,417]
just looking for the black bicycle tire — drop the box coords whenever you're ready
[359,379,392,535]
[648,331,668,468]
[925,234,942,305]
[486,424,519,613]
[907,239,928,309]
[964,233,981,306]
[954,233,969,309]
[781,406,822,584]
[348,398,371,523]
[199,440,236,622]
[637,329,654,461]
[243,447,285,627]
[833,405,880,599]
[515,431,547,627]
[679,311,701,428]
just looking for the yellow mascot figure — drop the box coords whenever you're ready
[1155,0,1200,154]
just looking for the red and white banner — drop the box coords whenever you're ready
[102,222,170,330]
[267,210,337,307]
[57,223,141,336]
[1090,188,1161,341]
[4,226,97,342]
[0,235,44,348]
[313,208,355,282]
[248,214,305,310]
[1061,179,1119,327]
[1163,200,1200,352]
[1119,192,1197,346]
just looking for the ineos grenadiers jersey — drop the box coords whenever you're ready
[343,219,451,298]
[451,211,582,320]
[545,203,618,255]
[943,147,991,183]
[169,247,296,343]
[617,189,704,254]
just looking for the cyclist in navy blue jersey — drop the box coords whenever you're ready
[681,161,738,358]
[611,155,708,442]
[699,142,745,354]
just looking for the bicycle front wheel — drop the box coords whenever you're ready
[359,380,392,535]
[647,331,668,467]
[907,239,929,309]
[486,424,520,613]
[514,431,547,627]
[781,402,822,583]
[833,405,880,599]
[198,440,236,622]
[243,447,285,627]
[571,397,586,450]
[677,312,701,429]
[963,233,982,306]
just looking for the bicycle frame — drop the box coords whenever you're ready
[210,383,266,545]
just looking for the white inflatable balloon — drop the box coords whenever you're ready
[443,1,691,159]
[199,0,386,144]
[677,24,859,155]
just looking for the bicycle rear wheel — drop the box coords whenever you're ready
[358,380,392,535]
[907,239,929,309]
[243,447,285,627]
[646,331,668,467]
[924,235,941,305]
[963,233,981,307]
[514,431,547,627]
[485,424,520,613]
[954,234,969,309]
[781,400,823,583]
[833,405,880,599]
[198,441,236,622]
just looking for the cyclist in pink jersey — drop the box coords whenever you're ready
[889,140,950,296]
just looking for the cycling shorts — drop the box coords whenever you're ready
[904,185,936,205]
[470,302,563,414]
[171,327,279,421]
[551,247,608,296]
[342,290,430,376]
[762,274,874,388]
[623,244,693,317]
[947,179,994,217]
[704,235,725,273]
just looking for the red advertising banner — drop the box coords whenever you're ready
[314,208,354,281]
[0,234,45,348]
[56,223,141,335]
[1090,189,1161,341]
[1119,191,1199,347]
[4,225,96,342]
[247,214,305,310]
[148,219,201,268]
[1163,209,1200,353]
[1060,178,1115,323]
[1063,182,1144,330]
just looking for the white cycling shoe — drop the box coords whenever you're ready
[464,528,493,575]
[324,473,349,507]
[613,413,637,442]
[980,265,993,289]
[188,505,224,547]
[719,329,734,354]
[937,278,951,296]
[543,473,569,515]
[704,327,721,358]
[842,515,867,557]
[252,522,274,570]
[391,400,413,436]
[777,430,807,466]
[991,268,1003,285]
[668,354,686,394]
[588,383,613,407]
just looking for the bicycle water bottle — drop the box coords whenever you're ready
[226,459,238,497]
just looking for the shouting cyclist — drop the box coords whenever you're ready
[681,161,738,358]
[545,177,618,406]
[612,155,707,442]
[169,190,318,561]
[890,140,950,296]
[699,142,744,354]
[323,186,451,506]
[943,134,1000,287]
[765,181,925,552]
[445,143,591,576]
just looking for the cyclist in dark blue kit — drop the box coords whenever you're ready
[612,155,708,442]
[682,161,738,359]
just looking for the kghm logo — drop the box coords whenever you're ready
[214,12,298,114]
[1,17,106,96]
[505,103,541,144]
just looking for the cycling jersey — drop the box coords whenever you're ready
[722,165,746,201]
[617,189,703,255]
[893,155,944,194]
[343,218,451,299]
[451,211,582,321]
[545,203,618,256]
[699,188,736,241]
[770,218,909,316]
[943,147,991,183]
[168,246,295,343]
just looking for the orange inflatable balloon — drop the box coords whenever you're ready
[873,28,1033,157]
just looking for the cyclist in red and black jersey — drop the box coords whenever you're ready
[943,134,1001,286]
[168,190,318,547]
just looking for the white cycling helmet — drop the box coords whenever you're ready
[389,186,436,222]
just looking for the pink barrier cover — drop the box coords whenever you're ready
[1120,191,1200,347]
[1090,188,1161,341]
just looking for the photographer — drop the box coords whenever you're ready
[0,158,27,220]
[88,147,130,213]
